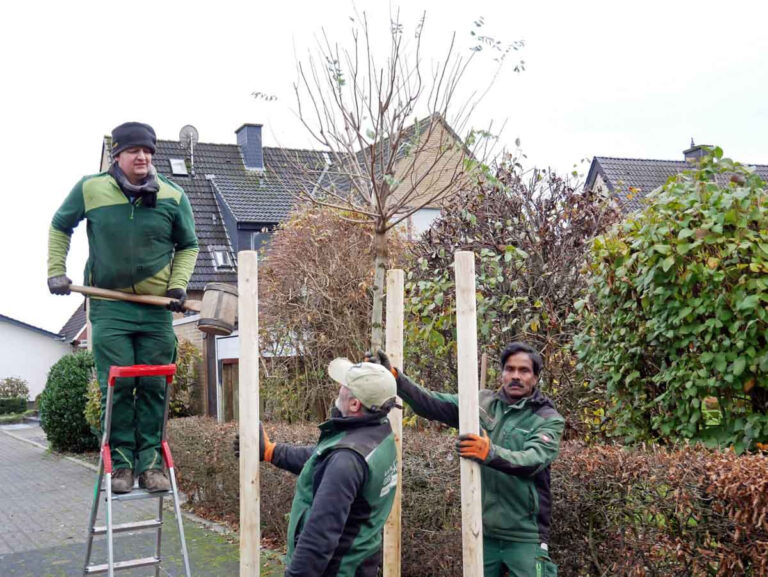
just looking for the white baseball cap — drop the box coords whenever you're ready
[328,358,397,410]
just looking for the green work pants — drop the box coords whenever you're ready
[90,299,176,475]
[484,536,557,577]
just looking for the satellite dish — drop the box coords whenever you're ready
[179,124,199,149]
[179,125,199,177]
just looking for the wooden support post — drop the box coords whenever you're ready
[383,269,404,577]
[454,251,484,576]
[86,297,92,352]
[238,251,260,577]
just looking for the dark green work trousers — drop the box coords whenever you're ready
[90,299,176,475]
[484,536,558,577]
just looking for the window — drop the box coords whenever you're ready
[209,247,234,270]
[169,158,188,176]
[410,208,441,237]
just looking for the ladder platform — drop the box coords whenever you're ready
[92,519,162,535]
[102,487,171,501]
[85,556,160,574]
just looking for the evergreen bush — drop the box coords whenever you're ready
[39,351,98,452]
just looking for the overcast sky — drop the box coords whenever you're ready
[3,0,768,334]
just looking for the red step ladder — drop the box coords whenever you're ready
[83,364,192,576]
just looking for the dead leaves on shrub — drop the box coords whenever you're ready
[169,418,768,576]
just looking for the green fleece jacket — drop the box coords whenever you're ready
[397,374,564,544]
[48,171,198,295]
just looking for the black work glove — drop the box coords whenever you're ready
[365,349,396,375]
[48,275,72,295]
[233,422,274,462]
[165,288,187,312]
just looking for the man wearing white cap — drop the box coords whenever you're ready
[235,359,399,577]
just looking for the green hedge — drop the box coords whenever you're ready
[39,351,98,452]
[168,418,768,576]
[0,397,27,415]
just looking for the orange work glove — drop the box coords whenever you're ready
[456,430,492,463]
[233,422,276,462]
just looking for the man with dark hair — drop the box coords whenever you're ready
[47,122,199,494]
[368,342,563,577]
[235,359,399,577]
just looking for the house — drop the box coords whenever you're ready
[60,301,88,350]
[585,143,768,212]
[71,116,467,421]
[0,314,70,400]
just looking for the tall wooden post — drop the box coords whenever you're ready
[238,251,260,577]
[86,297,92,352]
[383,269,404,577]
[454,251,484,576]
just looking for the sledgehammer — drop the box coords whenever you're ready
[69,285,202,312]
[69,283,238,336]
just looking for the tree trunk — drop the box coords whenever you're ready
[371,227,388,351]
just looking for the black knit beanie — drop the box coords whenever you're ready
[111,122,157,156]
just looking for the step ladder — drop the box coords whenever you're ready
[83,364,192,576]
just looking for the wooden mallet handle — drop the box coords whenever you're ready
[69,285,202,313]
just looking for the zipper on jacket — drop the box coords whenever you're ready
[129,200,137,292]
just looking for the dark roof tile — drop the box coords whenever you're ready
[59,301,87,341]
[590,156,768,212]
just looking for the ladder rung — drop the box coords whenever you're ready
[85,556,160,574]
[92,519,162,535]
[106,488,171,501]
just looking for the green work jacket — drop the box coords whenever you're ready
[48,171,198,294]
[398,376,565,544]
[283,415,398,577]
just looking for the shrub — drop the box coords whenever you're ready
[406,161,620,438]
[171,339,202,417]
[168,419,768,576]
[0,376,29,400]
[39,351,98,452]
[0,397,27,415]
[84,377,101,433]
[259,205,407,421]
[575,151,768,450]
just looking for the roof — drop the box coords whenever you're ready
[215,146,330,222]
[0,314,64,340]
[586,155,768,212]
[151,140,240,290]
[59,302,87,342]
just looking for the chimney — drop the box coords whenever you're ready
[236,123,264,171]
[683,139,709,163]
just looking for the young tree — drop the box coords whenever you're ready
[286,10,521,349]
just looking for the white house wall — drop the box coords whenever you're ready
[0,322,70,400]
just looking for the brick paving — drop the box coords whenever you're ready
[0,424,247,577]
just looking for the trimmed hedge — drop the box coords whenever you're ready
[0,397,27,415]
[39,351,98,452]
[168,418,768,576]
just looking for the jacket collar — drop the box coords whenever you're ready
[496,387,555,410]
[318,411,390,434]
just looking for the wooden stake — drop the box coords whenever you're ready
[383,269,404,577]
[238,251,260,577]
[454,251,484,576]
[480,352,488,390]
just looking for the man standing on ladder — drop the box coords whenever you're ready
[368,342,564,577]
[47,121,199,494]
